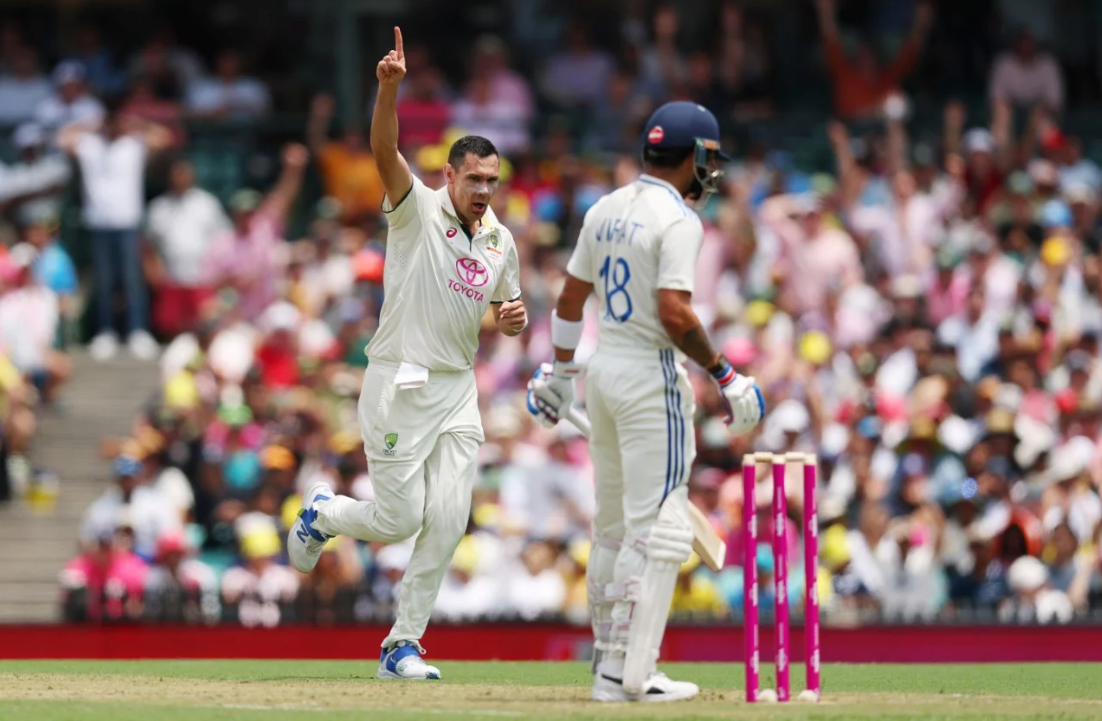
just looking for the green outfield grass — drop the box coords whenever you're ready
[0,660,1099,721]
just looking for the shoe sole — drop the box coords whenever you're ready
[591,683,699,703]
[637,688,700,703]
[377,665,441,681]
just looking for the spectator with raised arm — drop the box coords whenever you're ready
[203,144,309,322]
[58,102,174,361]
[845,97,968,278]
[816,0,933,119]
[307,94,385,225]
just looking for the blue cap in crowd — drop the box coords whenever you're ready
[114,455,144,478]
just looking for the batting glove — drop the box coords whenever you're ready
[711,357,765,436]
[525,361,582,428]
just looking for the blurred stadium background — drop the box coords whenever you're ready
[0,0,1101,656]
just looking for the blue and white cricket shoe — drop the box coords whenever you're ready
[287,481,333,573]
[378,642,441,680]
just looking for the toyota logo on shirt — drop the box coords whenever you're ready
[455,258,489,287]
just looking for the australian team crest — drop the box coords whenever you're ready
[384,433,398,456]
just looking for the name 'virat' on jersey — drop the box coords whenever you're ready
[565,174,704,356]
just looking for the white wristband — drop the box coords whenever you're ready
[551,310,584,350]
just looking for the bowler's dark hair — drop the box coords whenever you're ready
[642,145,693,169]
[448,135,498,169]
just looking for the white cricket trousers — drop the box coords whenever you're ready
[584,347,696,652]
[313,359,483,649]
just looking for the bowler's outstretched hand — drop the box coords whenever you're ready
[377,27,406,85]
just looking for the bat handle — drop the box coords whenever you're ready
[564,405,591,438]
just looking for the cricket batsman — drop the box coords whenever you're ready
[288,27,526,680]
[527,102,764,701]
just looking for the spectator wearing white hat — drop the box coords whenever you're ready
[0,243,70,404]
[0,122,71,227]
[1000,555,1073,624]
[80,454,181,561]
[34,60,105,132]
[962,128,1006,216]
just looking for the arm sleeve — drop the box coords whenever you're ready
[492,239,523,303]
[381,174,425,232]
[656,217,704,292]
[565,214,597,283]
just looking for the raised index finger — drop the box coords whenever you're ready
[394,26,404,58]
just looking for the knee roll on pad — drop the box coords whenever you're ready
[646,490,694,564]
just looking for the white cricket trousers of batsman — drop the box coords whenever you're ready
[313,359,482,649]
[584,348,696,666]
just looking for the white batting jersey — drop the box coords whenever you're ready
[565,174,703,358]
[367,176,521,371]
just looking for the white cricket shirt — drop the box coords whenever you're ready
[565,174,703,358]
[367,176,521,371]
[75,133,147,230]
[146,187,231,285]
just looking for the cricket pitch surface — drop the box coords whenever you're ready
[0,660,1099,720]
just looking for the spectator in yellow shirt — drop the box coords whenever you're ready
[307,94,384,225]
[670,553,728,617]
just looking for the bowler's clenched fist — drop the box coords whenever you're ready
[497,299,527,335]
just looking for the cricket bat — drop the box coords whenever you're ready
[564,406,728,572]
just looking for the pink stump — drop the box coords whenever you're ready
[803,457,821,702]
[772,457,790,702]
[742,457,759,703]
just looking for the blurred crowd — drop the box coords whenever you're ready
[0,1,1099,627]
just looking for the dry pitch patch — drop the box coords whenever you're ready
[0,661,1100,721]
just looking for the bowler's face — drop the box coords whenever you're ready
[446,153,500,224]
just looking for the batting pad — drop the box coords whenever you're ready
[622,485,694,694]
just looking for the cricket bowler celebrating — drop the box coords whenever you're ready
[288,27,525,680]
[527,102,764,701]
